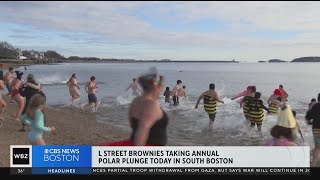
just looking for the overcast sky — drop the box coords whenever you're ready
[1,1,320,61]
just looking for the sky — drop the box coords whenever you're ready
[1,1,320,61]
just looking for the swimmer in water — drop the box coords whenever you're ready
[231,85,254,100]
[268,89,283,107]
[20,94,56,145]
[125,78,141,97]
[249,92,269,132]
[172,80,182,106]
[279,85,288,101]
[67,73,80,107]
[80,76,100,112]
[195,83,224,129]
[240,86,256,122]
[163,87,172,103]
[309,98,317,111]
[268,96,282,115]
[178,86,187,99]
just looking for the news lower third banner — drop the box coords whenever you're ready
[10,145,310,175]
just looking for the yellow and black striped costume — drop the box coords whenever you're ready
[249,100,265,125]
[243,96,254,119]
[268,102,279,114]
[203,94,217,115]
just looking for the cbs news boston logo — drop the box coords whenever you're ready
[10,145,32,167]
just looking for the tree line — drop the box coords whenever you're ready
[0,41,64,60]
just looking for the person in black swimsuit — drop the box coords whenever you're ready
[129,68,168,146]
[19,74,45,132]
[101,67,169,146]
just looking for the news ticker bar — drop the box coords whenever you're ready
[10,145,310,168]
[10,145,311,175]
[10,168,310,175]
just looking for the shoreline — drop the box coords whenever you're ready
[2,59,320,66]
[0,96,130,167]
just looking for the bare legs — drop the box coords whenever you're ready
[312,142,320,167]
[69,94,80,107]
[13,94,25,121]
[95,101,100,112]
[81,101,100,112]
[68,88,80,107]
[0,98,6,128]
[6,93,13,104]
[32,139,46,145]
[209,121,213,129]
[0,98,7,120]
[208,114,215,129]
[80,102,91,112]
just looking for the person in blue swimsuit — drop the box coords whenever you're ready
[20,94,56,145]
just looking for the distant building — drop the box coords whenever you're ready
[19,56,27,60]
[39,52,44,60]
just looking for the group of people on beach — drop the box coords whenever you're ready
[1,66,319,166]
[0,67,50,145]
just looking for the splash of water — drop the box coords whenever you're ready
[37,74,68,85]
[116,93,136,105]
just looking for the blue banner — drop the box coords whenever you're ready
[32,145,91,168]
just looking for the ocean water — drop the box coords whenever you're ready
[11,62,320,147]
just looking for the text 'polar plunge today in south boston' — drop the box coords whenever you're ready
[91,146,310,167]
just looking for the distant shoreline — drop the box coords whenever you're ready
[63,60,240,63]
[2,59,320,65]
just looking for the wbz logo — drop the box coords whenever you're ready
[13,148,29,164]
[10,145,32,167]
